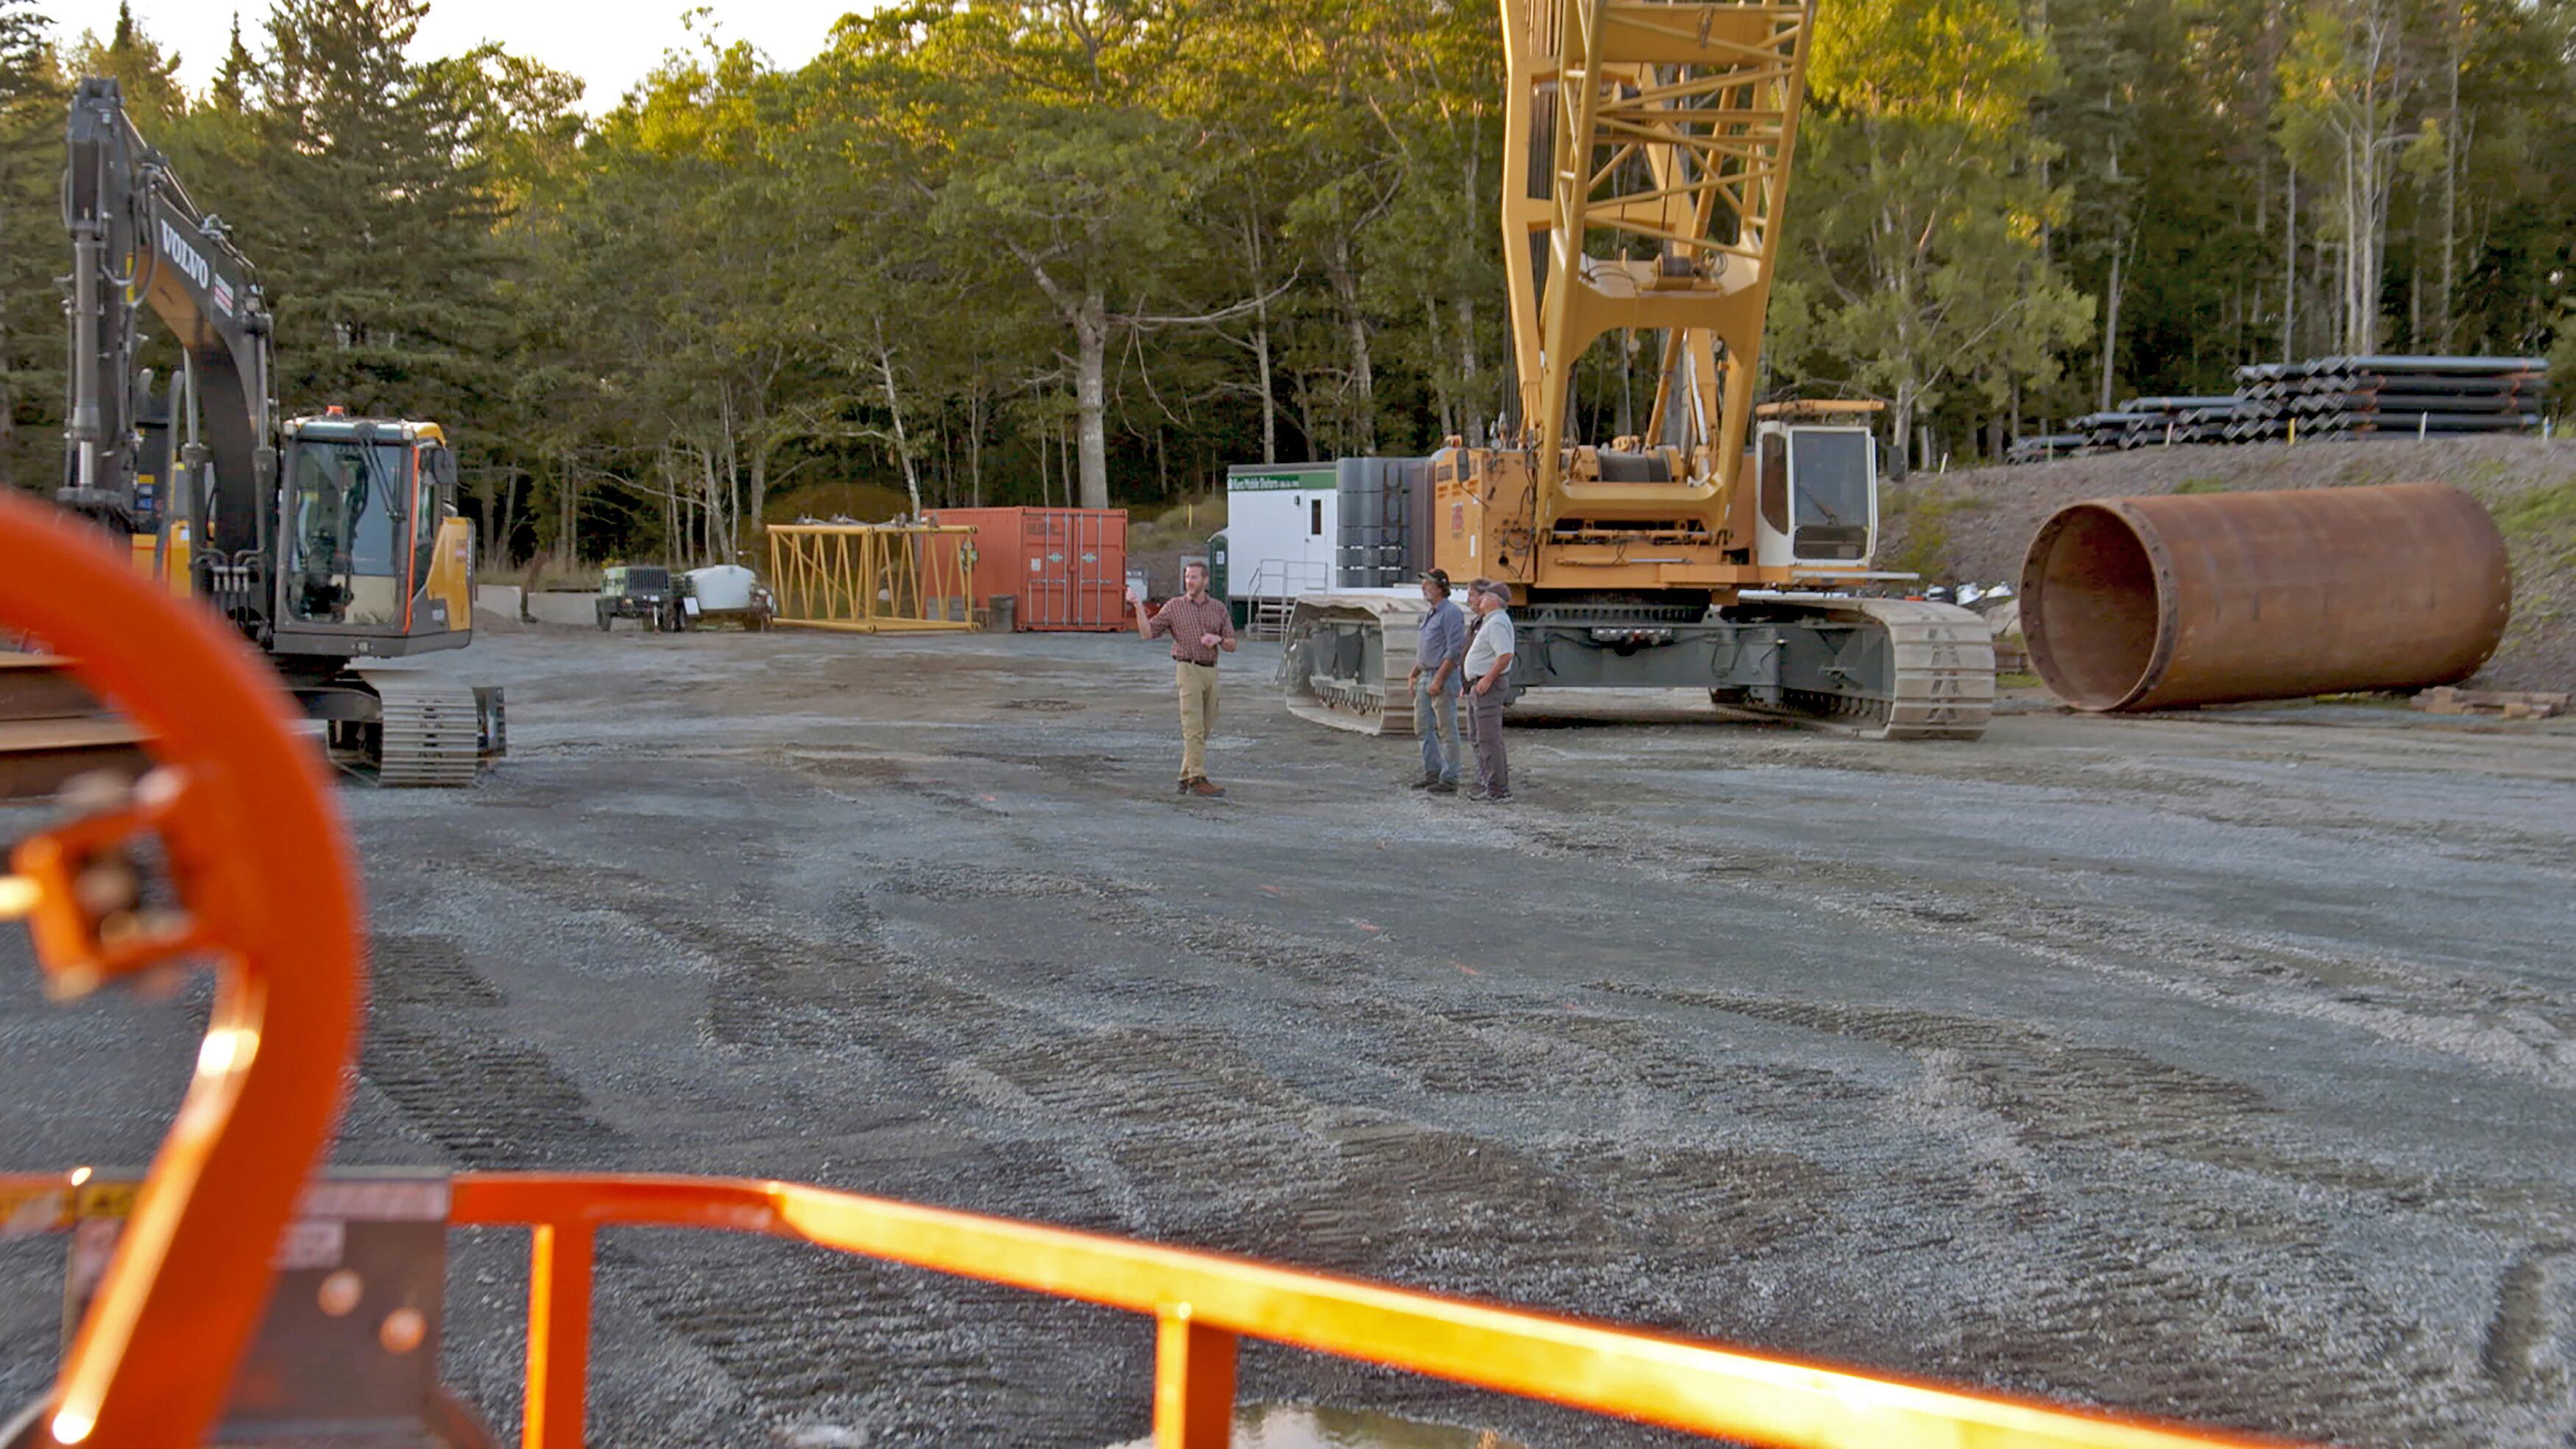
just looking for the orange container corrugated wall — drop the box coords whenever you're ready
[924,508,1130,631]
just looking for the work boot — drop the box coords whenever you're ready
[1409,773,1440,789]
[1187,776,1227,798]
[1175,778,1192,795]
[1426,779,1457,795]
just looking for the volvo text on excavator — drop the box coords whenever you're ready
[1281,0,1994,740]
[56,76,502,785]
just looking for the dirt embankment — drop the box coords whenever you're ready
[1880,436,2576,692]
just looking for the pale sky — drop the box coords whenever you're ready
[36,1,867,113]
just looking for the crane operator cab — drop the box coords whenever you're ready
[1749,400,1884,569]
[274,412,475,657]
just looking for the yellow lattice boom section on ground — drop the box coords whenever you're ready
[765,523,977,633]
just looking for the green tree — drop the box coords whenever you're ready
[0,0,60,492]
[247,0,503,436]
[1779,0,2092,462]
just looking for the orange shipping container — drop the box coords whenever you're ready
[922,507,1130,631]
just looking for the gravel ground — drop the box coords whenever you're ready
[1885,435,2576,692]
[4,622,2575,1447]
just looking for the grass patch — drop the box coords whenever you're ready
[1889,517,1951,579]
[2173,476,2232,495]
[1129,492,1225,553]
[2491,477,2576,565]
[1882,481,1984,578]
[1996,670,2042,690]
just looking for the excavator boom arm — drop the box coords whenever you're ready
[64,77,277,574]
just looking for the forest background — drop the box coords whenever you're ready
[1,0,2569,565]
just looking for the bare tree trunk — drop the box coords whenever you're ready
[1455,296,1479,443]
[1252,302,1278,464]
[2098,238,2126,411]
[493,468,520,570]
[1331,238,1376,453]
[2438,1,2460,347]
[1426,298,1454,440]
[1617,329,1635,440]
[969,386,984,507]
[1891,386,1916,480]
[873,322,923,517]
[1076,289,1109,509]
[2283,163,2298,362]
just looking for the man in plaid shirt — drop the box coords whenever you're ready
[1135,560,1237,798]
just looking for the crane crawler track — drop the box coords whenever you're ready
[1719,598,1996,741]
[1278,594,1435,737]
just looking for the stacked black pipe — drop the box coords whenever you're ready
[2065,396,2235,453]
[2011,355,2547,461]
[2238,355,2547,439]
[2007,433,2087,464]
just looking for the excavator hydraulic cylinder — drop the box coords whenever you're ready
[2020,482,2511,711]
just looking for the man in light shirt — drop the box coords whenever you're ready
[1462,582,1515,802]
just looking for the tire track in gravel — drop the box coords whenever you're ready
[390,852,1165,1440]
[361,932,622,1169]
[1509,804,2576,1094]
[1574,979,2536,1446]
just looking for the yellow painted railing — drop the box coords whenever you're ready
[441,1172,2296,1449]
[764,523,976,633]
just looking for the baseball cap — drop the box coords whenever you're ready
[1419,567,1451,588]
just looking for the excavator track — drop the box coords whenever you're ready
[1278,593,1434,737]
[1717,598,1995,741]
[352,667,485,787]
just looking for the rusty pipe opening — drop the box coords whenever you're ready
[2020,503,2165,710]
[2020,483,2511,713]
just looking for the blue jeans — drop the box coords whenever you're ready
[1415,676,1463,782]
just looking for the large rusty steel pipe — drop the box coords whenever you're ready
[2020,482,2510,711]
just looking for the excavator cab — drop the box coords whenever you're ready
[274,414,475,658]
[1750,401,1885,568]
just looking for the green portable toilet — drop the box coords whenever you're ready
[1207,528,1243,626]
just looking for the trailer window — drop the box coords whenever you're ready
[1311,499,1323,536]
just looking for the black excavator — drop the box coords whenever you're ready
[54,76,502,785]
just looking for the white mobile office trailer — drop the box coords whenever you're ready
[1223,463,1340,600]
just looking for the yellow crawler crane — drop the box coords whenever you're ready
[1282,0,1994,740]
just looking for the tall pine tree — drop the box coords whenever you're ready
[0,0,60,492]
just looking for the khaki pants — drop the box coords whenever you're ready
[1175,660,1220,779]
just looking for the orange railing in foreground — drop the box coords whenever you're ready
[450,1171,2292,1449]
